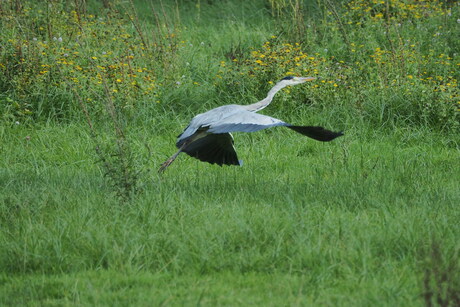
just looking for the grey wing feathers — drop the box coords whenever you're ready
[207,110,288,134]
[182,133,241,166]
[177,107,287,145]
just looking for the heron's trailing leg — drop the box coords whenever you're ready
[158,143,187,173]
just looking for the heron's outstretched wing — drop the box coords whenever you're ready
[206,110,343,142]
[176,107,285,147]
[182,133,241,166]
[206,110,286,133]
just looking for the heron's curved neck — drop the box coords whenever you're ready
[243,81,287,112]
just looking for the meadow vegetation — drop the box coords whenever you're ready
[1,0,459,305]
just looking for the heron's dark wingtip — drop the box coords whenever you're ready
[288,125,344,142]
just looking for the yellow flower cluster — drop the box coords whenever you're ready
[217,29,458,112]
[219,38,355,93]
[345,0,449,21]
[249,41,315,73]
[368,45,458,97]
[0,2,178,116]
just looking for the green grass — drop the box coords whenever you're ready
[0,270,426,306]
[1,121,459,305]
[1,0,460,305]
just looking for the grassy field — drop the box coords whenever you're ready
[1,0,459,306]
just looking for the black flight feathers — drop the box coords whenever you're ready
[287,125,344,142]
[182,133,240,166]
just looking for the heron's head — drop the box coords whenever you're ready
[279,76,316,86]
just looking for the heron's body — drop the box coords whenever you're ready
[159,76,343,172]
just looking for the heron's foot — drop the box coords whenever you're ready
[158,159,173,173]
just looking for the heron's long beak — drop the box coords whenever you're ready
[301,77,316,82]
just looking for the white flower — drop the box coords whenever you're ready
[58,37,63,42]
[15,121,20,125]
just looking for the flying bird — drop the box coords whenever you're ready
[159,76,343,172]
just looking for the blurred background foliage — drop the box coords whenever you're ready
[0,0,458,130]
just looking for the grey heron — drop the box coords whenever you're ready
[159,76,343,172]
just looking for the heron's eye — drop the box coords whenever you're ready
[281,76,294,81]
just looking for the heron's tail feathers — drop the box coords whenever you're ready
[288,125,343,142]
